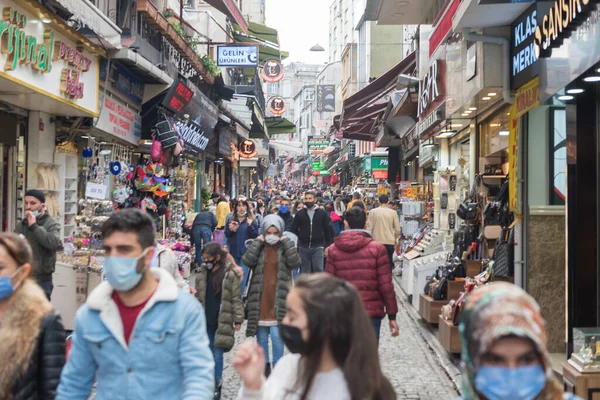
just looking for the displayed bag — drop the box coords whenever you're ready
[441,300,456,320]
[155,118,179,149]
[150,136,162,161]
[432,276,448,300]
[212,228,225,247]
[493,228,514,278]
[458,179,481,223]
[452,292,468,326]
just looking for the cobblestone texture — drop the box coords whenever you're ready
[220,278,462,399]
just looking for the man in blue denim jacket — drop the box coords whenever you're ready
[57,209,215,400]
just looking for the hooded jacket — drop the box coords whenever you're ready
[15,214,61,281]
[0,280,65,400]
[325,231,398,319]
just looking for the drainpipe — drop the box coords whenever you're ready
[462,28,513,104]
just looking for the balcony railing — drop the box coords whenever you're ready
[226,70,266,112]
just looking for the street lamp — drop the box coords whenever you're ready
[310,43,326,52]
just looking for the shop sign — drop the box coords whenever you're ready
[428,0,461,58]
[373,170,388,179]
[162,79,194,114]
[175,119,210,155]
[96,93,141,145]
[312,161,322,170]
[416,104,445,138]
[0,4,99,114]
[508,104,519,213]
[363,156,372,172]
[419,140,434,165]
[317,85,336,112]
[269,97,286,115]
[534,0,597,58]
[372,157,388,171]
[417,60,441,118]
[113,63,144,104]
[239,139,258,158]
[261,60,283,83]
[308,136,329,154]
[216,45,259,67]
[219,129,233,156]
[515,77,540,118]
[85,182,107,199]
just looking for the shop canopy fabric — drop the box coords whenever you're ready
[202,0,248,34]
[340,51,416,141]
[232,21,289,64]
[265,117,296,135]
[269,140,303,155]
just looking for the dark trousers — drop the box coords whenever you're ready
[38,279,53,301]
[371,317,382,345]
[385,244,395,271]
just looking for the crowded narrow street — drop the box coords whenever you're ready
[220,278,461,399]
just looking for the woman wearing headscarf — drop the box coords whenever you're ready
[242,214,300,377]
[459,282,581,400]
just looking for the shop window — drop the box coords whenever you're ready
[479,104,511,159]
[550,107,567,205]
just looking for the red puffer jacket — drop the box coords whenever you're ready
[325,231,398,319]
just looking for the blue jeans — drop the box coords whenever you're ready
[235,257,250,296]
[207,328,225,379]
[193,226,213,265]
[371,317,382,344]
[257,326,284,365]
[299,247,324,274]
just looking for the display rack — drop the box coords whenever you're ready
[56,153,79,242]
[433,168,460,230]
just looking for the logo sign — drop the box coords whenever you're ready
[308,137,329,154]
[96,94,141,145]
[239,139,258,158]
[534,0,596,58]
[416,105,445,138]
[317,85,336,112]
[162,79,194,113]
[269,97,286,115]
[217,45,259,67]
[100,60,145,104]
[515,77,540,118]
[417,60,441,117]
[176,120,210,155]
[262,60,283,83]
[372,157,389,171]
[312,161,322,170]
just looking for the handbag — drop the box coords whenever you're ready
[432,277,448,300]
[457,179,481,222]
[493,228,514,278]
[155,118,179,149]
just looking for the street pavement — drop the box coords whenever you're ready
[220,278,462,399]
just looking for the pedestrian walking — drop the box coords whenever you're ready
[225,199,259,293]
[291,191,333,274]
[14,189,61,300]
[326,203,343,236]
[191,209,218,265]
[57,209,214,399]
[277,197,294,232]
[347,191,362,209]
[195,242,244,400]
[325,206,399,342]
[242,214,300,377]
[214,193,230,246]
[458,282,581,400]
[233,273,396,400]
[367,194,401,270]
[334,195,346,217]
[0,233,66,399]
[151,242,190,291]
[292,200,304,216]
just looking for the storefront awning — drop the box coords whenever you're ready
[232,22,288,64]
[202,0,248,34]
[265,117,296,135]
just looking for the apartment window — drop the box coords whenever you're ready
[304,90,314,101]
[268,83,278,94]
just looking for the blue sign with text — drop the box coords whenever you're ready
[100,59,145,104]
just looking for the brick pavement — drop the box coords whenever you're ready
[220,278,462,399]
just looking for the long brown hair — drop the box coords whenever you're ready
[293,273,396,400]
[201,242,227,296]
[233,199,255,221]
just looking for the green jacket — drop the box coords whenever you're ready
[194,263,244,351]
[242,237,300,337]
[15,214,61,281]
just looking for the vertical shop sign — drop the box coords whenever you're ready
[317,85,336,112]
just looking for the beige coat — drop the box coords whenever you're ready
[367,205,400,245]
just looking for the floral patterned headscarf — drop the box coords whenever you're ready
[458,282,564,400]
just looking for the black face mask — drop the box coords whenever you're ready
[279,323,309,355]
[304,201,315,209]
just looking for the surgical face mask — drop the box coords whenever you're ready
[30,204,43,217]
[279,205,290,214]
[238,211,247,217]
[0,267,23,301]
[280,323,309,355]
[265,235,280,246]
[474,365,546,400]
[304,201,315,209]
[103,248,150,292]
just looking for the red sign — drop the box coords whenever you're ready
[429,0,461,58]
[163,80,194,113]
[239,139,258,158]
[373,170,388,179]
[269,97,286,115]
[262,60,284,83]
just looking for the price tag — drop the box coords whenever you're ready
[85,182,107,199]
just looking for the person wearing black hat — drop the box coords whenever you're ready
[14,189,61,300]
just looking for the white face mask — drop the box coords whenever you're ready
[265,235,280,245]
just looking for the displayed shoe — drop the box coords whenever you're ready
[214,378,222,400]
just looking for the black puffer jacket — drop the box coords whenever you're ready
[0,281,66,400]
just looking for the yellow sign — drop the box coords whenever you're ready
[514,77,540,118]
[377,183,387,196]
[406,187,415,198]
[508,104,519,213]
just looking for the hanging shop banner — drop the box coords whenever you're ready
[96,93,142,145]
[175,119,210,155]
[363,156,372,173]
[239,139,258,158]
[219,129,234,157]
[269,97,286,115]
[162,79,194,114]
[217,45,259,67]
[0,2,100,115]
[515,77,540,118]
[371,157,389,171]
[100,59,145,104]
[534,0,597,58]
[307,137,329,154]
[312,161,322,171]
[317,85,336,112]
[508,103,519,213]
[262,60,284,83]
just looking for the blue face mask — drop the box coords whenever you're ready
[279,205,290,214]
[0,267,23,300]
[475,365,546,400]
[103,248,150,292]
